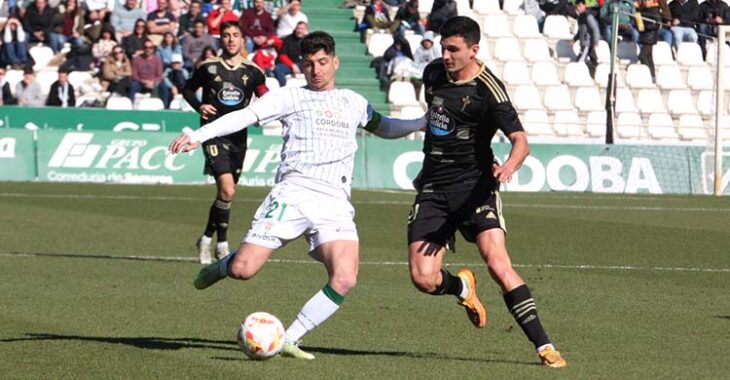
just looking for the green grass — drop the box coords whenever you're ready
[1,182,729,379]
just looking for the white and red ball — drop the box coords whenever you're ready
[237,312,286,360]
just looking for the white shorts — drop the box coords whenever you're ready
[244,181,358,251]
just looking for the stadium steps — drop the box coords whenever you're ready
[306,0,387,114]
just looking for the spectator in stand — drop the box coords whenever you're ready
[128,39,163,101]
[540,0,575,18]
[207,0,238,47]
[196,44,217,67]
[111,0,147,42]
[101,46,133,95]
[52,0,85,49]
[600,0,639,45]
[378,34,412,87]
[2,16,30,69]
[23,0,59,52]
[0,66,18,105]
[178,0,205,38]
[394,0,424,36]
[273,20,306,86]
[636,0,666,82]
[146,0,177,45]
[159,52,188,107]
[182,19,216,70]
[573,0,600,77]
[426,0,456,33]
[362,0,398,34]
[252,42,276,76]
[239,0,275,52]
[92,26,118,66]
[122,18,148,58]
[46,67,76,106]
[157,31,182,67]
[275,0,306,38]
[521,0,545,31]
[81,7,106,46]
[16,66,45,106]
[413,30,439,71]
[83,0,113,22]
[668,0,701,50]
[698,0,730,59]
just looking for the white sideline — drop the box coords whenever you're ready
[0,252,728,273]
[1,192,729,212]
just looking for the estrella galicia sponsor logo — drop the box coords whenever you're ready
[428,105,453,136]
[217,84,244,106]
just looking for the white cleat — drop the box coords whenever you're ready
[215,242,230,260]
[197,236,212,265]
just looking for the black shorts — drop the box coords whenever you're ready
[203,141,245,183]
[407,185,506,248]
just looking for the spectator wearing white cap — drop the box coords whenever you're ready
[160,52,189,108]
[413,31,440,71]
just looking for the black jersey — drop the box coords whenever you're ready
[415,58,524,192]
[184,57,267,149]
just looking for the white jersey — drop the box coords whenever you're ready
[247,86,371,198]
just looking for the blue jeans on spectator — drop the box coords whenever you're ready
[244,36,254,54]
[658,27,673,47]
[670,26,698,50]
[3,41,29,66]
[128,80,162,102]
[604,24,640,45]
[697,23,715,59]
[397,21,425,37]
[273,62,301,87]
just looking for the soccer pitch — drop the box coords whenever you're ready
[1,182,729,379]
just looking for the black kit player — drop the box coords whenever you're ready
[183,21,268,264]
[405,16,567,368]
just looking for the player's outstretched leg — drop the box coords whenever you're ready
[213,198,231,260]
[457,268,487,328]
[193,251,235,289]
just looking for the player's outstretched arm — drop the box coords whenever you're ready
[169,133,200,154]
[364,107,427,139]
[492,131,529,183]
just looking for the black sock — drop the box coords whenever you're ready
[503,284,550,350]
[214,198,231,242]
[429,269,463,296]
[203,200,219,237]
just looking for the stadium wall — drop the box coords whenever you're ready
[1,111,728,195]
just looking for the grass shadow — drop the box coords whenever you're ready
[715,315,730,320]
[0,333,238,352]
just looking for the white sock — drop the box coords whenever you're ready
[200,235,212,245]
[218,252,234,277]
[537,343,555,353]
[216,241,229,251]
[285,290,340,342]
[458,276,469,300]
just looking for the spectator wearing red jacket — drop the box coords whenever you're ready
[207,0,238,47]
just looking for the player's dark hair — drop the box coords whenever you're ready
[300,31,336,57]
[440,16,481,46]
[220,20,242,35]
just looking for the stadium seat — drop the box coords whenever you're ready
[666,89,697,116]
[265,77,280,90]
[636,88,666,114]
[686,66,714,91]
[5,69,24,96]
[455,0,472,14]
[585,110,608,137]
[531,61,561,86]
[472,0,501,14]
[367,33,393,58]
[405,34,423,51]
[513,15,541,39]
[521,109,553,136]
[595,40,612,63]
[656,65,686,90]
[574,86,603,112]
[523,38,552,62]
[502,0,525,15]
[677,114,707,140]
[399,105,426,119]
[136,97,165,110]
[553,110,583,136]
[616,41,639,64]
[29,46,55,71]
[419,0,435,14]
[483,14,512,38]
[676,42,705,66]
[106,96,133,110]
[542,15,573,40]
[388,81,419,107]
[285,76,307,88]
[511,85,543,111]
[35,70,57,95]
[477,40,491,61]
[616,112,644,139]
[502,61,532,85]
[554,39,578,62]
[696,90,715,117]
[594,63,625,88]
[647,113,679,140]
[68,71,93,89]
[615,88,638,113]
[625,64,656,89]
[652,41,676,66]
[543,85,573,111]
[493,37,524,61]
[75,95,96,107]
[705,41,730,66]
[564,62,595,87]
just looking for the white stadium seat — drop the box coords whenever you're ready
[531,61,561,86]
[676,42,705,66]
[543,85,573,111]
[656,65,686,90]
[502,61,532,85]
[615,88,638,113]
[553,110,583,136]
[696,90,715,117]
[483,14,512,38]
[616,41,639,64]
[653,41,676,66]
[513,15,541,39]
[265,77,280,90]
[388,81,419,107]
[616,112,644,139]
[523,38,552,62]
[596,40,612,63]
[367,33,393,58]
[554,39,578,62]
[29,46,55,71]
[564,62,595,87]
[522,109,553,136]
[666,90,697,116]
[542,15,573,40]
[472,0,501,14]
[5,69,24,96]
[586,110,608,137]
[106,96,133,110]
[68,71,94,89]
[677,114,707,140]
[493,37,524,62]
[136,97,165,110]
[502,0,525,15]
[647,113,678,140]
[574,86,603,112]
[636,88,666,114]
[35,70,57,95]
[686,66,714,91]
[512,85,543,111]
[594,63,624,88]
[625,64,656,89]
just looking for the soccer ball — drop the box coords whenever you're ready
[237,312,286,360]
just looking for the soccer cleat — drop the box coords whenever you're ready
[196,236,212,265]
[280,341,315,360]
[538,347,567,368]
[457,268,487,328]
[215,242,230,260]
[193,260,227,290]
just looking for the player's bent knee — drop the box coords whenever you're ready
[409,270,439,293]
[218,187,235,201]
[330,273,357,295]
[228,261,257,280]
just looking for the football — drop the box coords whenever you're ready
[237,312,286,360]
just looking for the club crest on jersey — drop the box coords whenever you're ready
[428,105,454,136]
[217,84,244,106]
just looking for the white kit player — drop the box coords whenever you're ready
[169,31,426,360]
